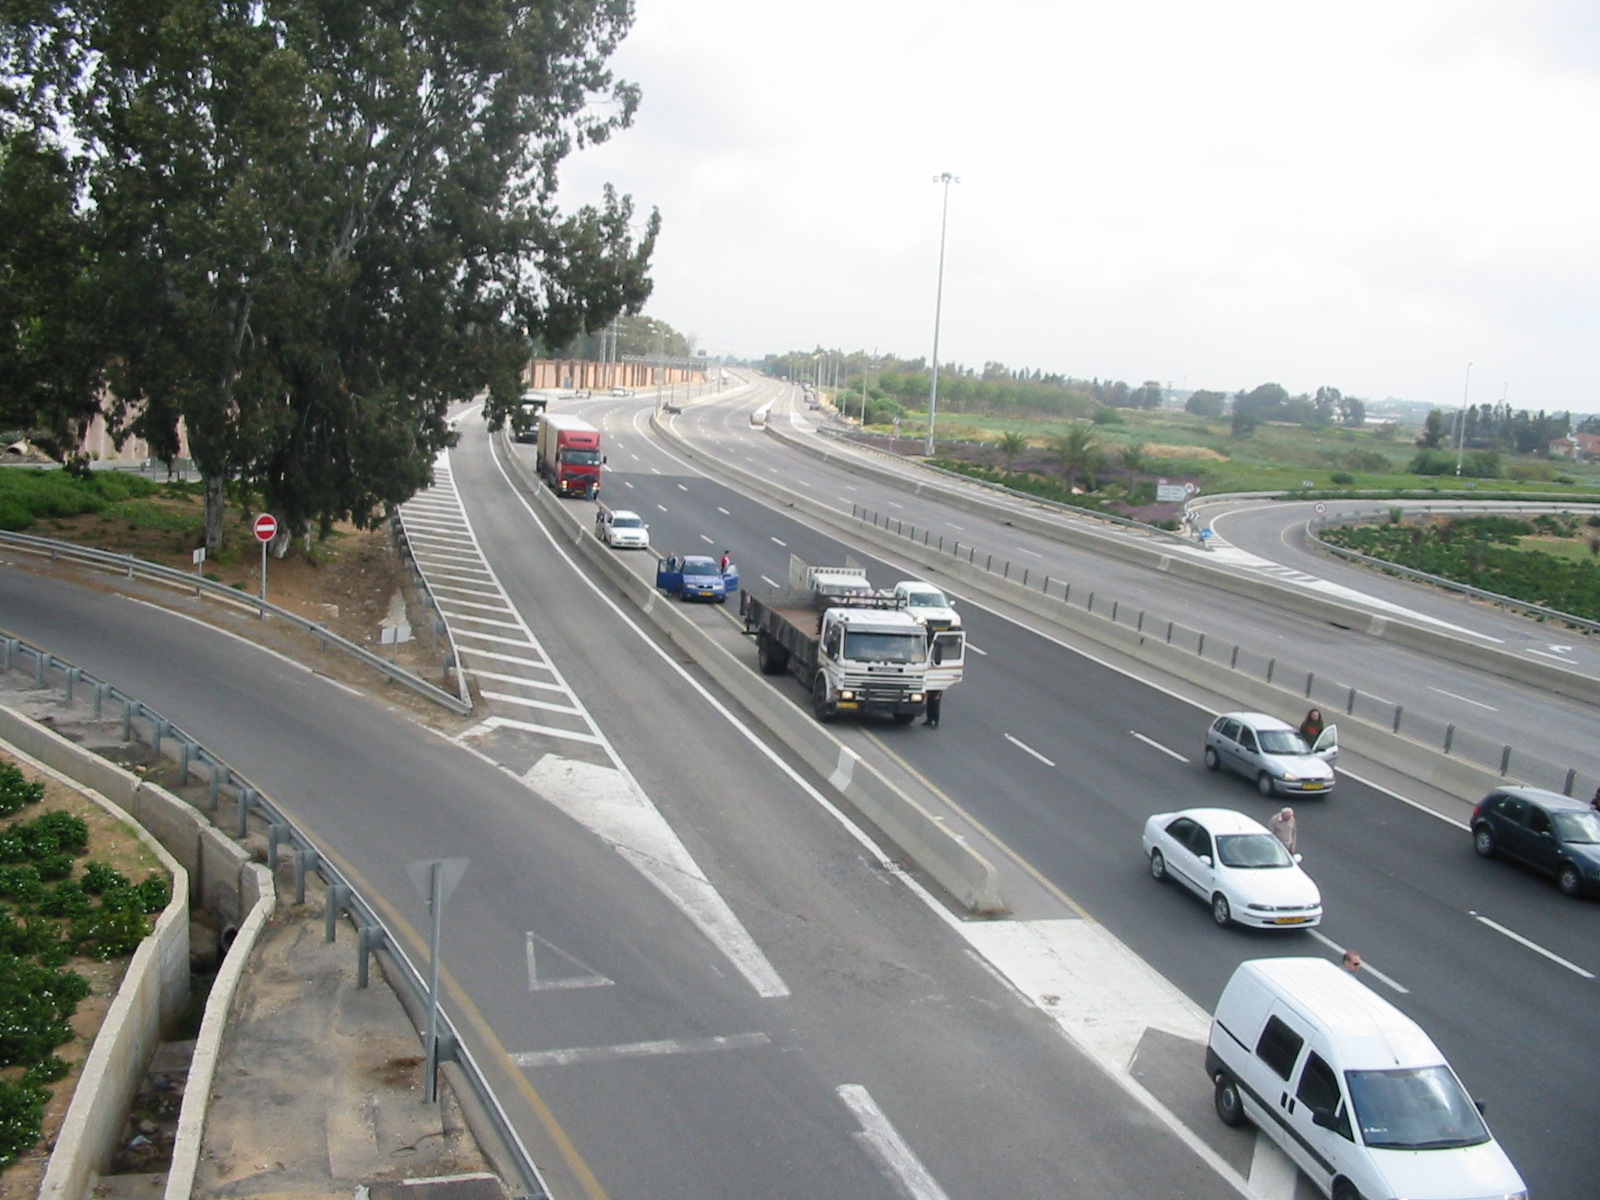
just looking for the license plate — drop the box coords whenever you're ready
[1272,916,1311,925]
[1301,781,1327,790]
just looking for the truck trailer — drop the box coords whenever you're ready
[739,555,963,724]
[536,414,603,497]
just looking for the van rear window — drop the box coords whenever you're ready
[1255,1015,1304,1081]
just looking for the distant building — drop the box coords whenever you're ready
[1549,433,1600,461]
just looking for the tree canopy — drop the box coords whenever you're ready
[0,0,658,545]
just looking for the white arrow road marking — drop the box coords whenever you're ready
[836,1085,952,1200]
[525,932,614,991]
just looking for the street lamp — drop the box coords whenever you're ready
[925,172,958,457]
[1453,361,1473,476]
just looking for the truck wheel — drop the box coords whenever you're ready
[757,634,788,676]
[812,675,836,723]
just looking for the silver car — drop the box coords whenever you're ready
[1204,712,1337,797]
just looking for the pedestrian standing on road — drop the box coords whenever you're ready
[1341,949,1363,973]
[1299,708,1325,746]
[1268,806,1298,855]
[719,549,731,573]
[923,690,943,728]
[1590,786,1600,814]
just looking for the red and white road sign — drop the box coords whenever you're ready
[253,513,279,542]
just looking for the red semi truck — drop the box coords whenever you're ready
[536,414,604,497]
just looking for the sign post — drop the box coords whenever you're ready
[253,513,278,602]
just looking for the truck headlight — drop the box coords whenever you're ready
[909,693,924,703]
[838,689,856,701]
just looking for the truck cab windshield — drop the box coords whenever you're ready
[844,631,925,664]
[561,449,601,466]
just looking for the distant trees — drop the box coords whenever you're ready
[1185,390,1226,418]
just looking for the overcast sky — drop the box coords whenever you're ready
[557,1,1600,413]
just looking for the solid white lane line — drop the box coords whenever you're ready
[770,536,787,547]
[1470,912,1595,978]
[1005,734,1056,767]
[836,1085,953,1200]
[512,1033,770,1069]
[1132,731,1188,762]
[1427,686,1498,711]
[1305,931,1408,994]
[1017,546,1042,557]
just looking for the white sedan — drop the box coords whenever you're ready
[1141,807,1322,929]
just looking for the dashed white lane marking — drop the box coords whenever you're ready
[769,536,787,547]
[1470,912,1595,979]
[836,1085,953,1200]
[1306,930,1409,993]
[512,1032,770,1069]
[1427,685,1497,711]
[1004,733,1056,767]
[964,642,987,656]
[1528,647,1580,664]
[1132,731,1188,762]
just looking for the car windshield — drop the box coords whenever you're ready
[611,516,643,528]
[1215,833,1293,869]
[844,631,926,664]
[1258,728,1312,755]
[1552,810,1600,844]
[1346,1066,1490,1150]
[561,449,601,466]
[905,590,945,607]
[682,559,719,577]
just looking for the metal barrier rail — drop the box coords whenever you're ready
[0,528,471,715]
[849,503,1600,799]
[0,634,546,1199]
[1307,509,1600,635]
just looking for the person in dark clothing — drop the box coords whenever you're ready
[923,690,942,728]
[1299,708,1324,745]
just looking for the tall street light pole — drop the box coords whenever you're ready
[1454,361,1473,476]
[925,172,958,457]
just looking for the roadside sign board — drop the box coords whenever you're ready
[254,513,278,542]
[1156,484,1187,502]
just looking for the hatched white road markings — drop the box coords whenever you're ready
[512,1033,770,1069]
[400,457,790,1001]
[1528,647,1580,663]
[836,1085,953,1200]
[1470,912,1595,979]
[1004,734,1056,767]
[1427,685,1497,711]
[1132,731,1188,762]
[525,931,613,991]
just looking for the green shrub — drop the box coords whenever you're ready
[72,905,150,959]
[1330,471,1354,485]
[0,1076,50,1170]
[81,861,128,895]
[0,762,44,818]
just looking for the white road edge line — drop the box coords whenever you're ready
[1470,912,1595,978]
[835,1085,953,1200]
[1132,731,1188,762]
[512,1032,770,1069]
[1004,734,1056,767]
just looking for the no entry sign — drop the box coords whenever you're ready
[254,513,279,542]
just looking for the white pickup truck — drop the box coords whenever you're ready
[891,580,961,630]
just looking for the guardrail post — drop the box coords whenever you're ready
[1231,645,1239,669]
[325,883,350,941]
[92,681,105,719]
[1166,620,1173,644]
[295,848,318,904]
[1022,568,1028,587]
[1197,633,1205,657]
[267,821,289,876]
[985,553,992,571]
[1392,705,1403,733]
[209,764,229,811]
[236,786,256,838]
[1444,724,1455,754]
[1346,687,1356,715]
[356,924,384,988]
[1499,746,1512,775]
[35,651,47,683]
[1563,768,1576,796]
[2,637,13,670]
[122,698,137,742]
[1042,575,1050,593]
[179,740,192,786]
[1063,583,1070,604]
[1267,658,1276,683]
[1137,611,1145,633]
[65,666,78,702]
[1110,600,1118,622]
[152,719,167,759]
[1305,672,1315,698]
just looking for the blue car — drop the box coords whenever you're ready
[656,554,738,603]
[1471,786,1600,898]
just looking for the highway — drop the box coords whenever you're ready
[513,374,1600,1199]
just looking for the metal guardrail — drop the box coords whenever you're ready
[0,528,471,715]
[816,423,1198,547]
[0,635,546,1199]
[391,517,472,709]
[1307,509,1600,635]
[850,504,1600,799]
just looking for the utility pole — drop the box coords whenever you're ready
[925,172,958,456]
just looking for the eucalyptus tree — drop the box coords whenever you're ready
[1,0,657,547]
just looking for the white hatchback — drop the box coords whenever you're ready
[1142,807,1322,929]
[599,509,650,549]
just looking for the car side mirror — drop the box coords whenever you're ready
[1311,1108,1338,1131]
[1199,855,1213,868]
[1474,1099,1486,1115]
[1293,853,1303,864]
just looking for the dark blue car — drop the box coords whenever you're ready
[1471,785,1600,898]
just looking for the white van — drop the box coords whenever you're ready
[1206,958,1525,1200]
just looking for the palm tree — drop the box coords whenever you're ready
[1050,425,1099,492]
[997,431,1027,471]
[1120,441,1148,491]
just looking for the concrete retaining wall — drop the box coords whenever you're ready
[501,431,1007,914]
